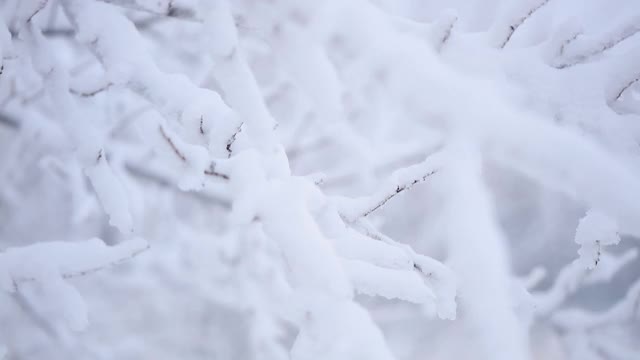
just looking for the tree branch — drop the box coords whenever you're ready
[614,77,639,101]
[97,0,200,21]
[499,0,551,49]
[362,169,438,218]
[337,151,443,222]
[0,112,231,207]
[555,18,640,69]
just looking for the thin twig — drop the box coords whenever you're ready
[614,77,639,101]
[0,113,231,207]
[555,24,640,69]
[204,162,230,180]
[158,125,186,162]
[226,122,243,158]
[70,82,113,97]
[362,169,438,218]
[500,0,551,49]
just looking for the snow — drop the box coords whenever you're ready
[3,0,640,358]
[343,259,435,303]
[290,298,395,360]
[574,210,621,269]
[85,155,134,232]
[0,238,148,330]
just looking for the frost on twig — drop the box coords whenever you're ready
[0,238,148,330]
[553,15,640,69]
[61,0,241,157]
[0,112,231,207]
[492,0,551,49]
[337,151,443,221]
[136,114,210,190]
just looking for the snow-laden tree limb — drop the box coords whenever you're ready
[16,12,134,232]
[554,14,640,69]
[336,150,443,221]
[61,0,241,160]
[492,0,551,49]
[98,0,199,21]
[0,238,148,330]
[351,219,457,320]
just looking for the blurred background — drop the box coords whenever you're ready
[1,0,640,359]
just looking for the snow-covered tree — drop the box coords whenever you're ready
[1,0,639,359]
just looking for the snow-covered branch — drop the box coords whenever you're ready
[493,0,551,49]
[0,238,148,330]
[337,151,443,222]
[98,0,199,21]
[554,15,640,69]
